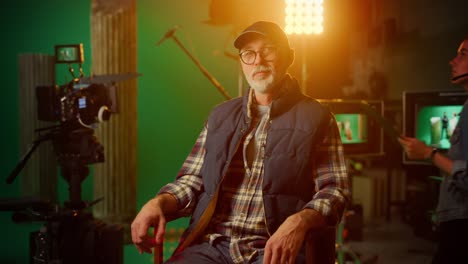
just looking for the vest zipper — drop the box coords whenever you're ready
[262,200,272,237]
[261,141,272,237]
[262,120,272,237]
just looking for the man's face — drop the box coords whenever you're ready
[450,39,468,85]
[239,37,290,95]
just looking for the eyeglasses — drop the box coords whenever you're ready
[239,46,278,65]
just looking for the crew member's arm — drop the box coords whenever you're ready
[398,135,468,192]
[398,135,454,174]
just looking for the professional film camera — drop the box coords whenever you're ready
[37,44,118,127]
[3,44,138,264]
[36,80,116,127]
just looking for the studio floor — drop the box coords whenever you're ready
[344,217,436,264]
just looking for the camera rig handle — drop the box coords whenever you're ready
[6,132,53,184]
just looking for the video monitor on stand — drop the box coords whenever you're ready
[403,89,468,165]
[318,99,385,157]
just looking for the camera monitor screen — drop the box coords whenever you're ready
[415,105,462,149]
[403,89,468,165]
[335,113,367,144]
[318,99,384,157]
[55,44,84,64]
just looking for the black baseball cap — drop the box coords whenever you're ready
[234,21,290,50]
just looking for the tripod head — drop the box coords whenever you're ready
[6,121,104,210]
[52,125,104,210]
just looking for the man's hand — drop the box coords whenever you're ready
[131,197,168,254]
[263,209,325,264]
[398,135,432,160]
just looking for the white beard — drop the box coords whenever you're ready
[249,75,274,94]
[246,66,276,94]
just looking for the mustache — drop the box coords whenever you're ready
[252,66,272,76]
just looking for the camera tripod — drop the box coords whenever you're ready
[5,125,123,264]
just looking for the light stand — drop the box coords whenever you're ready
[284,0,324,94]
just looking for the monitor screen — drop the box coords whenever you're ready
[403,89,467,165]
[415,105,462,149]
[335,113,368,144]
[318,99,384,157]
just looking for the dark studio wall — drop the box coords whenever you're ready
[344,0,468,100]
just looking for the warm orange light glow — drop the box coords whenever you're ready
[285,0,324,35]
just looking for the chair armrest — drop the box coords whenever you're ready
[154,243,163,264]
[305,226,337,264]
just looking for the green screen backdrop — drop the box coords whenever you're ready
[1,0,238,263]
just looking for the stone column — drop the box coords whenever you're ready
[90,0,137,243]
[18,54,57,202]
